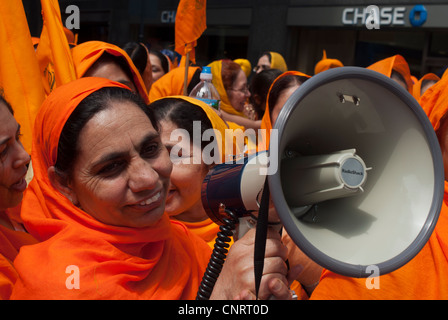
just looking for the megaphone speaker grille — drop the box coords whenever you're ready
[269,67,444,278]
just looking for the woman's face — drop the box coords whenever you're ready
[255,55,271,74]
[84,60,137,93]
[271,85,299,125]
[0,103,30,210]
[159,120,209,219]
[149,53,166,83]
[227,69,251,113]
[65,100,172,228]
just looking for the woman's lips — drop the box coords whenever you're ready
[127,191,163,212]
[10,177,27,193]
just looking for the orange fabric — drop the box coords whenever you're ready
[11,78,211,299]
[71,41,149,104]
[314,50,343,75]
[367,54,413,94]
[173,218,220,249]
[208,60,245,117]
[148,66,200,103]
[419,75,448,133]
[35,0,76,95]
[174,0,206,64]
[259,71,310,151]
[311,201,448,300]
[0,217,37,300]
[0,0,46,154]
[413,73,440,101]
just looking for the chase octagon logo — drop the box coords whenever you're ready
[409,5,427,27]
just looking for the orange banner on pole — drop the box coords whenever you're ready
[36,0,76,95]
[175,0,207,64]
[0,0,46,154]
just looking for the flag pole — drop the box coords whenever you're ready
[183,50,190,96]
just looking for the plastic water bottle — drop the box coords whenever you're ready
[189,66,221,110]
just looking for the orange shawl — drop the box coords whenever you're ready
[367,55,413,94]
[311,74,448,300]
[148,66,200,103]
[71,41,149,104]
[0,214,37,300]
[259,71,311,150]
[11,78,211,300]
[314,50,343,75]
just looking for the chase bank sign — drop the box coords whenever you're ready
[341,5,427,28]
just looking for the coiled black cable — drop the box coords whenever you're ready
[196,209,239,300]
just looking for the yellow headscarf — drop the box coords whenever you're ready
[269,52,288,72]
[208,60,245,117]
[234,58,252,78]
[314,50,344,75]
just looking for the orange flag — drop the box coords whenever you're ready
[0,0,46,154]
[175,0,207,64]
[36,0,76,95]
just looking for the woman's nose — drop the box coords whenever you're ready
[128,157,159,193]
[12,140,31,169]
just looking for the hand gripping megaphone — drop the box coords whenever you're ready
[197,67,444,299]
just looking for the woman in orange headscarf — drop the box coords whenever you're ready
[259,71,310,150]
[310,76,448,300]
[314,50,344,75]
[367,54,414,94]
[0,95,37,300]
[11,77,293,300]
[208,59,261,131]
[413,73,440,101]
[151,96,234,248]
[72,41,149,104]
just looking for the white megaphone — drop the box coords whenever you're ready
[198,67,443,298]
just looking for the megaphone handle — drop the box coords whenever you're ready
[254,178,270,299]
[196,209,239,300]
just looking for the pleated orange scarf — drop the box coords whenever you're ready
[71,41,149,104]
[367,54,414,94]
[310,74,448,300]
[11,78,211,300]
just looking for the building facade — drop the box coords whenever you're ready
[24,0,448,77]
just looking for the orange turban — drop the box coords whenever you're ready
[148,66,200,103]
[72,41,149,104]
[367,55,413,94]
[11,78,211,299]
[314,50,343,75]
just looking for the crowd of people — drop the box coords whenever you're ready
[1,25,448,300]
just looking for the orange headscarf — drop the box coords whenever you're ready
[259,71,311,150]
[71,41,149,104]
[413,73,440,101]
[311,73,448,300]
[314,50,343,75]
[11,78,211,300]
[367,54,414,94]
[148,66,200,103]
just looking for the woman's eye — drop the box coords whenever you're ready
[97,161,125,176]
